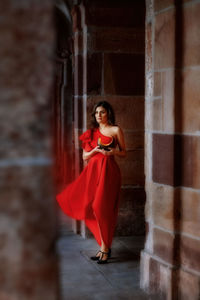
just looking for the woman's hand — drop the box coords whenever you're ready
[96,148,116,156]
[93,146,108,155]
[83,146,117,161]
[103,148,116,156]
[93,146,103,153]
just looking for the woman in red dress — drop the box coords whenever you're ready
[56,101,126,263]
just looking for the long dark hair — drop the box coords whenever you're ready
[91,101,115,128]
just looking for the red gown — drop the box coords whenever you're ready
[56,128,121,248]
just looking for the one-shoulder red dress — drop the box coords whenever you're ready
[56,128,121,248]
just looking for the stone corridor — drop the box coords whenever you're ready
[2,0,200,299]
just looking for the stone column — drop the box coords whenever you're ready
[0,1,58,299]
[141,0,200,298]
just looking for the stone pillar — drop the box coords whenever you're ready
[141,0,200,299]
[72,0,146,238]
[0,1,58,299]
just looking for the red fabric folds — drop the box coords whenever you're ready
[79,129,93,152]
[56,128,121,248]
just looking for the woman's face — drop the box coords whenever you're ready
[95,106,108,125]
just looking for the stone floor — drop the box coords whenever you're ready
[56,223,156,300]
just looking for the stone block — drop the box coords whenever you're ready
[145,98,163,131]
[147,182,200,236]
[116,149,144,186]
[85,3,145,28]
[0,101,52,160]
[183,2,200,66]
[74,54,83,96]
[16,258,57,300]
[153,227,174,264]
[144,133,152,181]
[150,183,200,236]
[145,102,151,130]
[74,96,83,129]
[188,136,200,188]
[71,5,82,32]
[181,135,200,189]
[178,268,200,300]
[182,68,200,132]
[154,72,162,97]
[154,0,174,12]
[74,32,83,55]
[152,98,163,131]
[145,22,152,73]
[150,182,175,231]
[159,263,173,300]
[140,252,199,299]
[120,187,146,211]
[0,257,57,300]
[145,71,153,98]
[161,69,175,133]
[0,2,57,299]
[149,255,161,292]
[140,250,151,291]
[153,134,200,188]
[144,186,152,223]
[116,186,145,235]
[85,53,102,95]
[144,220,154,253]
[153,133,175,186]
[115,209,145,236]
[124,131,144,150]
[155,9,175,69]
[145,0,154,20]
[88,27,145,53]
[104,53,144,96]
[87,95,145,130]
[140,250,175,298]
[0,165,57,299]
[0,166,56,252]
[179,188,200,237]
[180,235,200,273]
[0,8,54,93]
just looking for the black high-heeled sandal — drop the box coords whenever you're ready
[90,248,111,261]
[97,250,109,264]
[90,250,102,261]
[108,248,111,258]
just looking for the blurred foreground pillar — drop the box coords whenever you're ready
[0,1,58,300]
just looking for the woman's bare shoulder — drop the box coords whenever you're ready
[111,125,123,135]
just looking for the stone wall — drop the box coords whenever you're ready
[141,0,200,298]
[0,1,58,299]
[72,0,146,237]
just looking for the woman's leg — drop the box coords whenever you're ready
[100,239,109,252]
[94,218,109,260]
[98,224,110,261]
[90,211,110,260]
